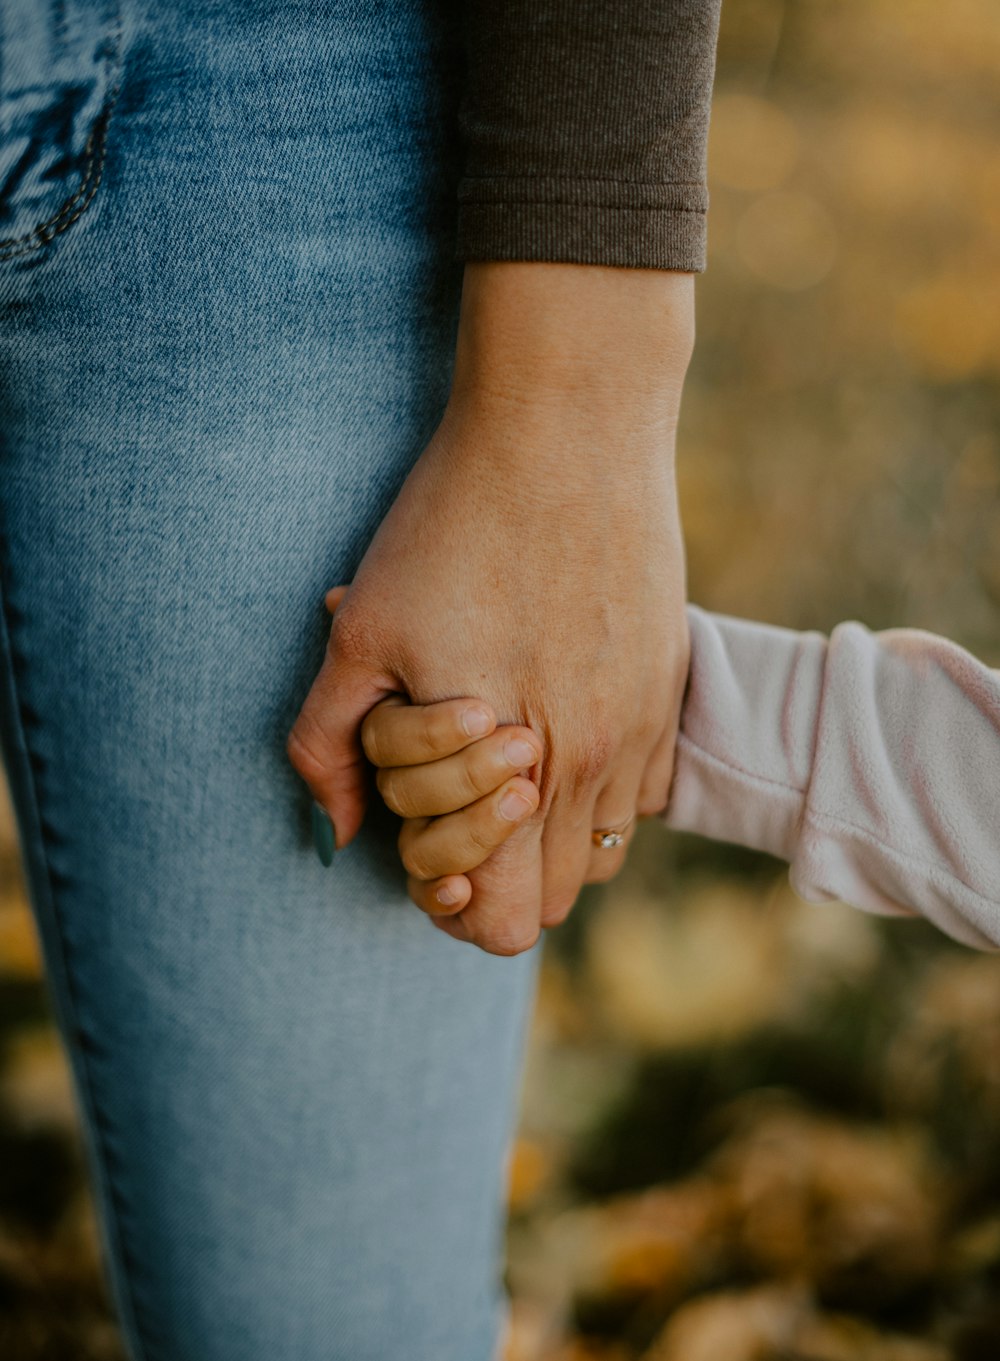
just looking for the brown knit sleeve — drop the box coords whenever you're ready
[454,0,722,272]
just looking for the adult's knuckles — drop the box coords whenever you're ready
[562,726,616,801]
[559,703,663,802]
[325,607,368,659]
[540,890,579,925]
[579,728,615,779]
[540,902,575,928]
[586,854,626,885]
[326,604,397,672]
[471,922,541,957]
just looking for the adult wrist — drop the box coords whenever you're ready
[449,261,695,419]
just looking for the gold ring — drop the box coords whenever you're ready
[591,813,636,849]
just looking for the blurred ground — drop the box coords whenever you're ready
[2,1,999,1357]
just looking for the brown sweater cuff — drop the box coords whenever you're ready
[454,177,708,272]
[454,0,721,273]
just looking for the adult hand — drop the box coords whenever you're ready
[286,261,694,956]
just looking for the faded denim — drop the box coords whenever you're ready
[0,2,542,1358]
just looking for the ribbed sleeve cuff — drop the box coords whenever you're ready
[455,177,708,272]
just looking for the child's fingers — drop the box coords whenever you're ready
[397,776,539,880]
[405,872,474,917]
[361,693,499,768]
[376,724,542,818]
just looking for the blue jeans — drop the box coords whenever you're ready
[0,3,542,1356]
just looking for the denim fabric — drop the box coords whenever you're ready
[0,3,542,1358]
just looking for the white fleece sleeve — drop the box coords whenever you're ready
[660,605,1000,951]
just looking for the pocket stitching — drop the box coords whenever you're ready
[0,0,124,262]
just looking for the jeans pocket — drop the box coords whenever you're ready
[0,0,123,263]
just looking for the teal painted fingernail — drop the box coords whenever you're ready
[311,800,335,866]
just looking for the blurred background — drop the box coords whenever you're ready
[2,0,999,1357]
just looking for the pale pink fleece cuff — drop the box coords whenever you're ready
[660,606,1000,952]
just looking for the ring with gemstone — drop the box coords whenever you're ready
[591,813,636,849]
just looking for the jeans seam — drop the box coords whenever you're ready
[0,549,152,1361]
[0,0,124,261]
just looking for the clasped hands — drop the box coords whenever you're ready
[323,583,648,929]
[285,262,695,956]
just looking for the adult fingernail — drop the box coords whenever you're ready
[504,737,538,767]
[436,884,460,906]
[499,788,534,821]
[462,706,492,737]
[311,800,336,866]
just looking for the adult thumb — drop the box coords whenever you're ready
[286,629,398,853]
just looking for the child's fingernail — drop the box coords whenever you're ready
[311,800,336,866]
[504,737,538,767]
[499,788,534,821]
[462,706,492,737]
[436,884,460,906]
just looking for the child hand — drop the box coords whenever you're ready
[325,586,542,920]
[362,690,543,917]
